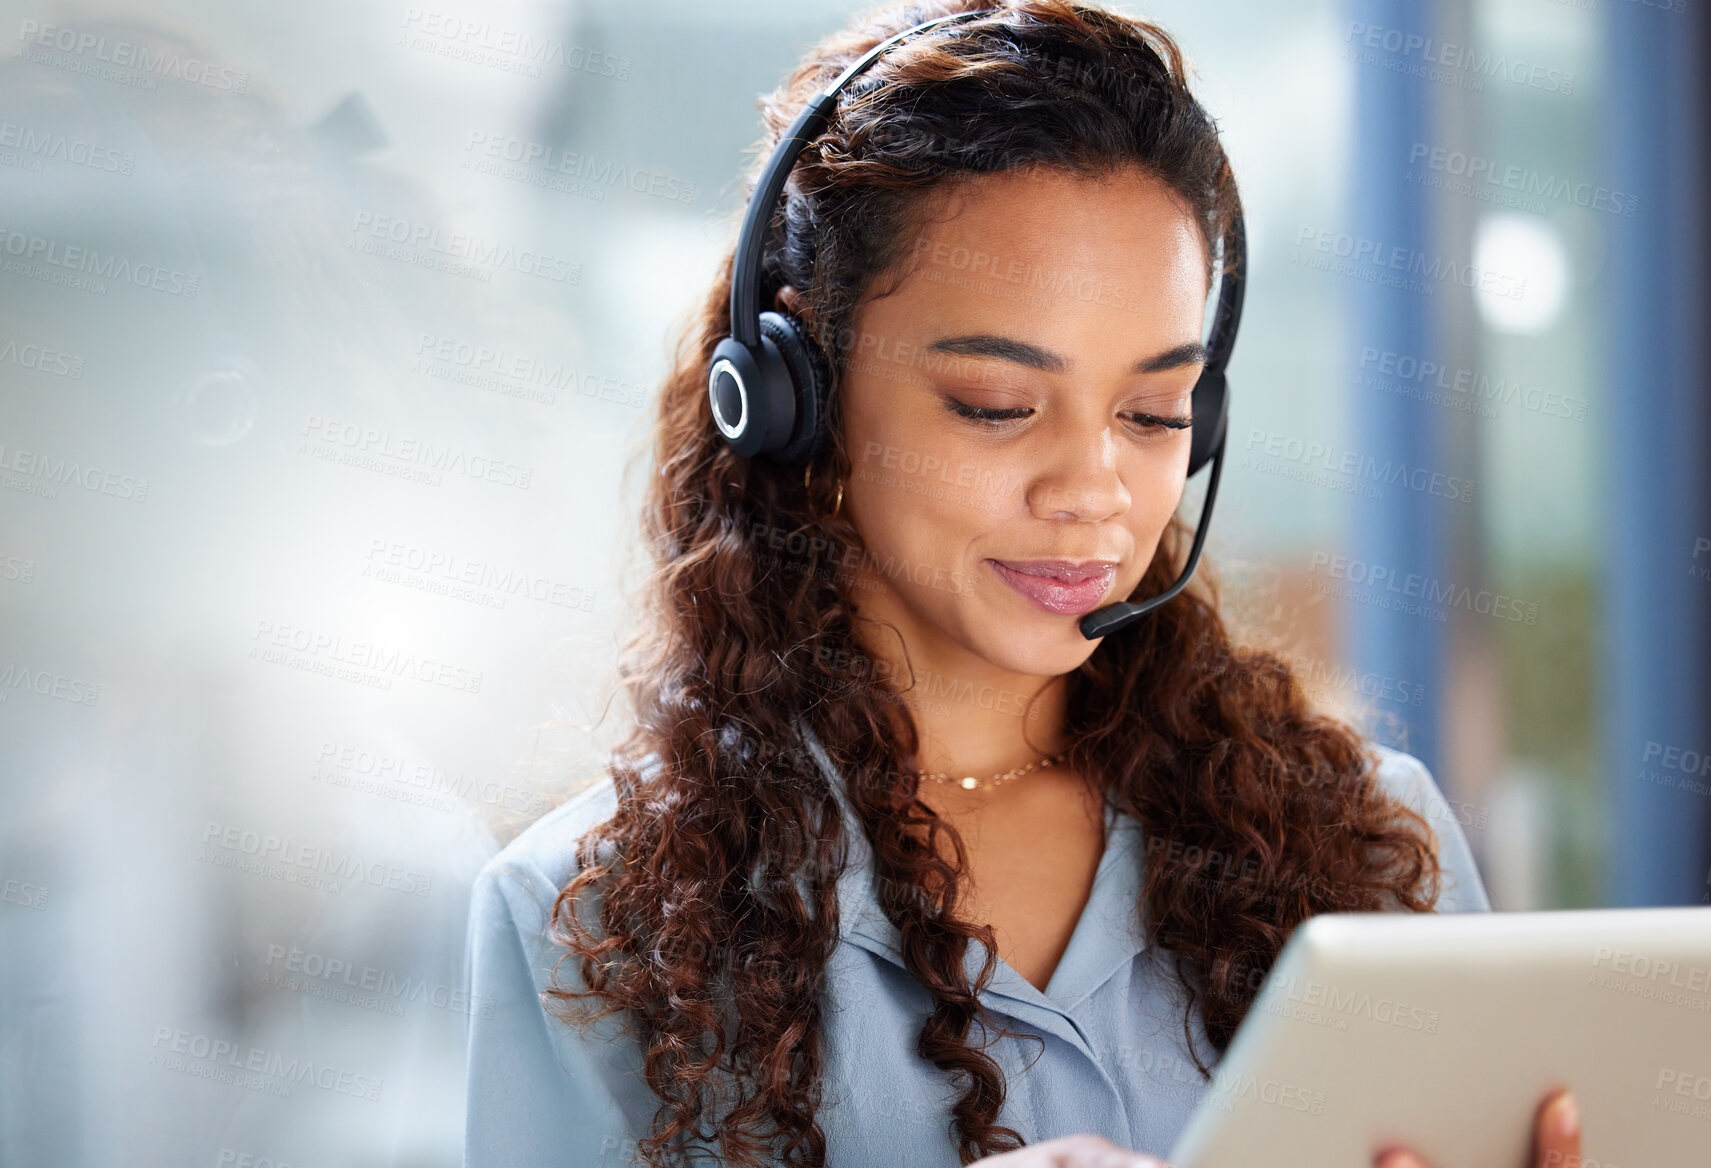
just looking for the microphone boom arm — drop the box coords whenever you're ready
[1077,430,1228,640]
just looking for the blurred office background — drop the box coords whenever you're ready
[0,0,1706,1164]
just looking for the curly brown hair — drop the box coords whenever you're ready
[544,2,1442,1165]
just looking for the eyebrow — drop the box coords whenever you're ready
[924,333,1206,375]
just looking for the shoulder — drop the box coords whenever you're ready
[1366,742,1442,814]
[487,775,619,889]
[462,771,652,1162]
[470,773,619,944]
[1363,742,1462,837]
[1363,742,1491,913]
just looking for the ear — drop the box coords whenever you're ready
[774,283,807,318]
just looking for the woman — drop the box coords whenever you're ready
[463,3,1581,1166]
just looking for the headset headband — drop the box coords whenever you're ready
[728,7,1243,382]
[728,9,993,348]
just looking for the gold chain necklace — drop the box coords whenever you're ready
[919,751,1067,792]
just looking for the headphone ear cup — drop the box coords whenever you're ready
[1188,368,1228,477]
[758,309,832,467]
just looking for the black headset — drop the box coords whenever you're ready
[706,7,1245,641]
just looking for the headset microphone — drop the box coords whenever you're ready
[1077,211,1244,640]
[704,7,1246,643]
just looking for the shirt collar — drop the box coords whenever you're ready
[791,713,1148,1016]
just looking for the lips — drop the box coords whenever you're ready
[986,559,1118,616]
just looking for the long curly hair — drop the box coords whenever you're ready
[544,3,1442,1165]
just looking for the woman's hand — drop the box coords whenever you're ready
[972,1134,1167,1168]
[969,1091,1579,1168]
[1373,1087,1580,1168]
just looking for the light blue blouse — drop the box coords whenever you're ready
[462,718,1490,1166]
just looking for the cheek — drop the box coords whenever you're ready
[848,455,992,560]
[839,379,891,460]
[846,408,992,524]
[843,443,1004,586]
[1118,448,1191,565]
[1136,451,1190,516]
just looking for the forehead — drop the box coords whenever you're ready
[873,164,1212,333]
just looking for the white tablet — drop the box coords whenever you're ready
[1167,905,1711,1167]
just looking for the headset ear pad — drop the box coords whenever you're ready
[1187,368,1229,478]
[757,309,833,467]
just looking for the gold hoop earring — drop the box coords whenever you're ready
[804,461,845,520]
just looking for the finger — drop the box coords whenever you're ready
[1531,1088,1581,1167]
[1031,1134,1164,1168]
[1372,1150,1431,1168]
[1061,1135,1165,1168]
[1087,1152,1167,1168]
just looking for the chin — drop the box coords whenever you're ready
[967,616,1102,678]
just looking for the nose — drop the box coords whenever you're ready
[1023,429,1129,523]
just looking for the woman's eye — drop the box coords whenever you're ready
[941,396,1194,431]
[943,397,1030,425]
[1125,412,1194,432]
